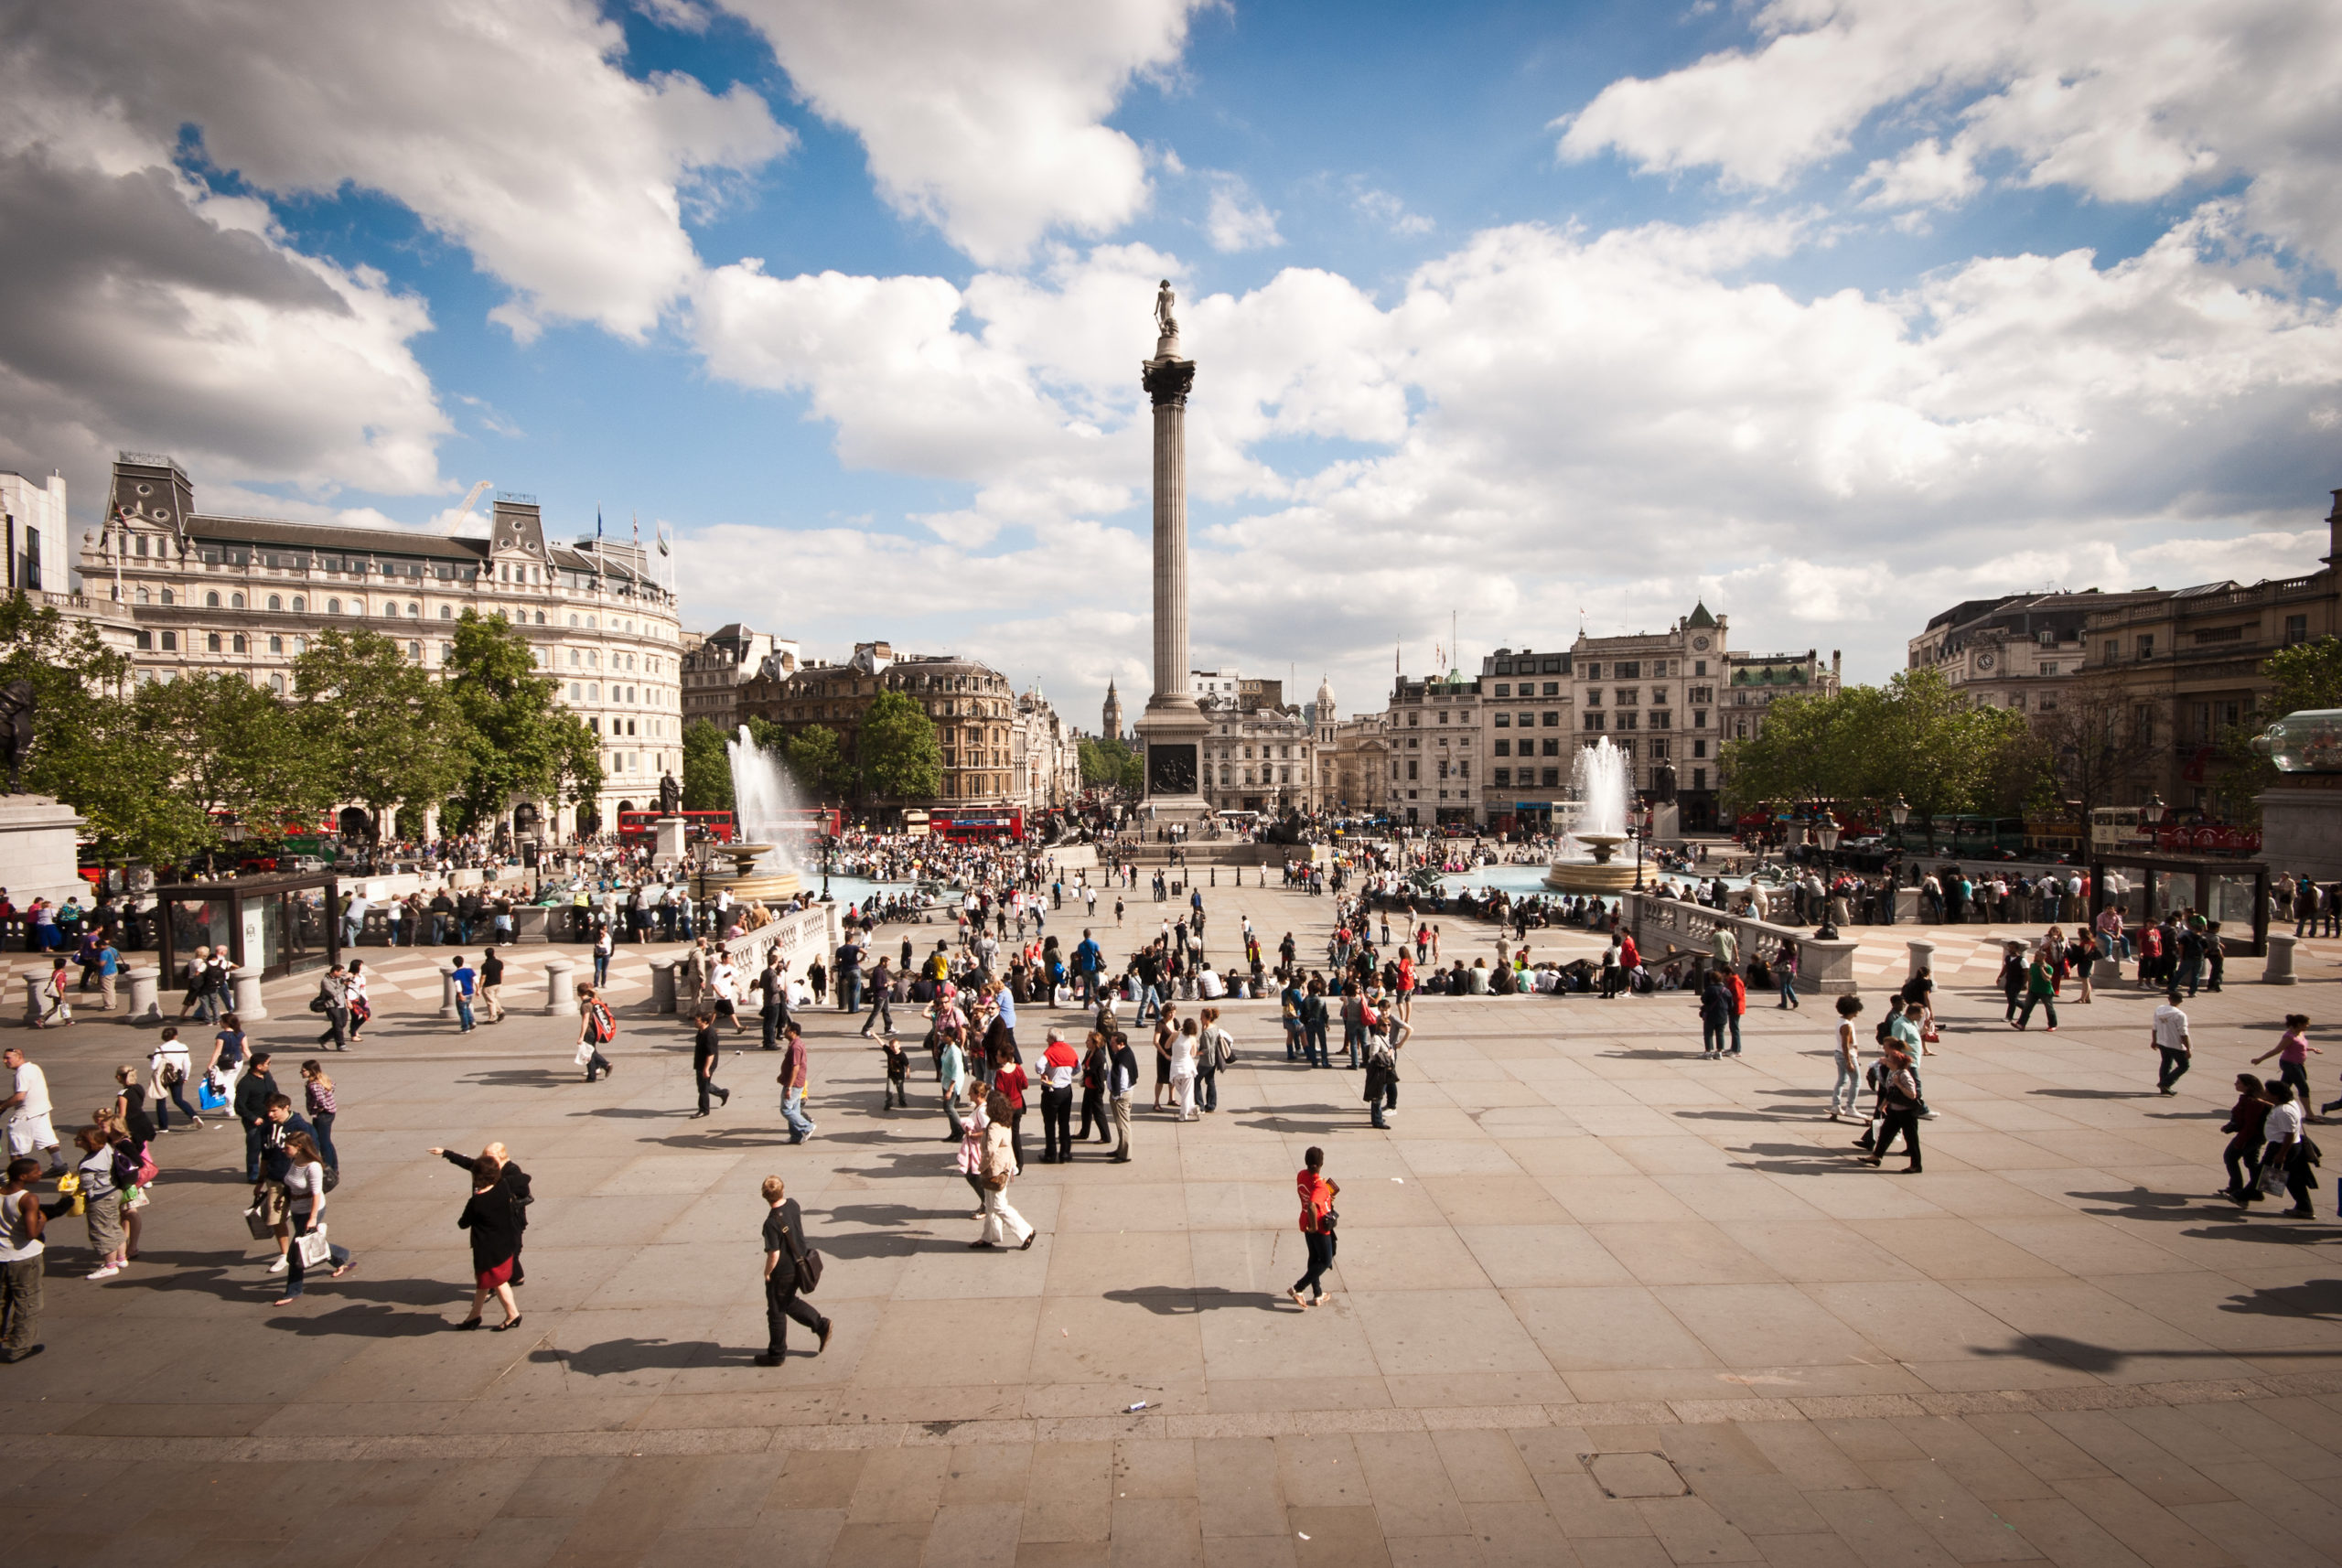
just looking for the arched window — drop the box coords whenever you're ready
[134,587,150,605]
[407,602,419,618]
[295,637,307,654]
[231,634,247,653]
[533,609,545,625]
[160,588,174,605]
[382,602,395,617]
[327,597,341,614]
[409,641,422,660]
[269,673,285,694]
[291,596,305,612]
[569,614,579,627]
[268,635,284,654]
[205,591,220,607]
[231,592,244,609]
[207,632,221,652]
[440,604,452,619]
[266,594,282,611]
[160,630,177,651]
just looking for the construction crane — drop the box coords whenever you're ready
[448,479,492,532]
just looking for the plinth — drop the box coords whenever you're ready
[0,794,91,908]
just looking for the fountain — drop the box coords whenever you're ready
[709,725,804,902]
[1543,737,1638,892]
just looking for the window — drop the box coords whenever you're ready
[1542,682,1560,696]
[231,592,244,609]
[1542,738,1560,757]
[269,674,285,694]
[1542,768,1560,787]
[1583,663,1600,680]
[2040,662,2058,676]
[2193,625,2246,645]
[1494,682,1510,697]
[410,641,422,660]
[266,594,282,611]
[134,629,152,650]
[382,602,397,617]
[441,643,453,662]
[160,588,174,606]
[206,632,221,652]
[2287,613,2310,645]
[440,604,453,619]
[1692,738,1707,758]
[1693,768,1706,791]
[134,535,148,557]
[1649,711,1671,729]
[2133,703,2155,745]
[1493,767,1510,786]
[1438,710,1449,724]
[534,610,546,625]
[327,597,340,614]
[1494,739,1510,757]
[1407,761,1418,779]
[1492,713,1509,728]
[205,590,220,607]
[135,586,149,605]
[1456,761,1468,779]
[1584,713,1604,731]
[2101,639,2119,663]
[1614,688,1637,705]
[161,630,177,650]
[231,634,246,653]
[1616,713,1637,730]
[2136,636,2154,660]
[1585,689,1600,708]
[1617,661,1639,678]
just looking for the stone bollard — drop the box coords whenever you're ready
[543,956,578,1016]
[232,971,268,1023]
[2264,932,2298,985]
[21,972,41,1027]
[439,964,461,1021]
[124,966,160,1024]
[650,957,677,1015]
[1906,940,1936,982]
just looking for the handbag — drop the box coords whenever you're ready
[55,1170,84,1216]
[244,1203,275,1240]
[308,984,329,1015]
[294,1224,333,1268]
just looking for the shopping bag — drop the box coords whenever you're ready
[199,1079,228,1112]
[244,1204,275,1240]
[294,1225,333,1268]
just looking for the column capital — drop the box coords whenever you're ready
[1142,358,1196,407]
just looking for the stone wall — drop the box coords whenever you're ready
[1622,890,1861,995]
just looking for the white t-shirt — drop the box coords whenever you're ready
[7,1061,50,1119]
[1836,1021,1860,1069]
[1198,969,1224,999]
[284,1159,327,1198]
[2266,1100,2305,1147]
[2151,1004,2189,1051]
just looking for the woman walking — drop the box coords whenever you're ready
[1864,1044,1924,1173]
[300,1062,339,1173]
[98,1101,152,1262]
[272,1130,350,1305]
[1828,995,1864,1122]
[1168,1017,1199,1121]
[345,960,371,1045]
[575,985,617,1082]
[2220,1074,2271,1203]
[2071,931,2099,1004]
[953,1089,993,1218]
[1198,1007,1234,1114]
[430,1143,532,1330]
[1290,1146,1338,1308]
[71,1125,127,1278]
[2254,1015,2320,1111]
[971,1090,1035,1250]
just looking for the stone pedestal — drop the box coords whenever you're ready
[2265,932,2298,985]
[21,972,40,1027]
[650,957,678,1015]
[1907,940,1937,982]
[654,816,687,865]
[124,966,159,1024]
[438,964,461,1021]
[0,795,91,909]
[543,956,577,1016]
[231,971,268,1023]
[512,905,553,944]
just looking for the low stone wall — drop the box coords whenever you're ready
[646,899,842,1015]
[1622,891,1861,995]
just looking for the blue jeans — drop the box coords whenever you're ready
[311,1111,338,1169]
[1138,984,1160,1023]
[782,1089,813,1143]
[457,996,476,1031]
[594,953,611,986]
[1832,1059,1860,1116]
[1284,1020,1302,1061]
[1305,1022,1330,1069]
[283,1206,348,1297]
[1702,1018,1727,1053]
[1778,970,1798,1007]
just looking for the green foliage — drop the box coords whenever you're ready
[445,611,603,822]
[681,719,736,811]
[2217,636,2342,821]
[134,671,328,835]
[785,724,853,802]
[292,627,467,832]
[856,690,941,800]
[1719,669,2033,821]
[1079,736,1144,792]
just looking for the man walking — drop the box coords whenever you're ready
[779,1020,814,1144]
[576,984,616,1082]
[834,933,865,1015]
[1037,1029,1079,1163]
[757,952,790,1050]
[236,1051,280,1183]
[315,962,353,1052]
[757,1175,831,1366]
[478,949,507,1024]
[0,1047,62,1176]
[1,1156,46,1362]
[2152,998,2192,1096]
[860,957,893,1037]
[1073,929,1102,1004]
[690,1007,731,1119]
[449,955,478,1034]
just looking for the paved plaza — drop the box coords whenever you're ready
[6,881,2342,1568]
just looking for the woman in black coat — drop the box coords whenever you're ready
[429,1143,532,1331]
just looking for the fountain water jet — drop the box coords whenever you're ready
[711,725,804,900]
[1543,737,1638,892]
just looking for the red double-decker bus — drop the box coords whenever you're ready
[930,808,1024,843]
[618,810,737,845]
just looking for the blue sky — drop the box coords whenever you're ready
[6,0,2339,725]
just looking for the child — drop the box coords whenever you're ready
[880,1032,910,1110]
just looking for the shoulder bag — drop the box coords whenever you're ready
[781,1219,824,1294]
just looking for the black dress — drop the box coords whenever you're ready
[445,1150,531,1287]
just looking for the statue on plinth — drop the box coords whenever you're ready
[1154,279,1178,341]
[658,769,681,816]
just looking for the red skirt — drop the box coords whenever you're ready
[476,1257,515,1292]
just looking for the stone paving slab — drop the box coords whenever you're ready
[3,881,2340,1566]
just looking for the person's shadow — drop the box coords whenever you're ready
[1104,1286,1285,1315]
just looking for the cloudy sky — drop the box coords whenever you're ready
[6,0,2340,725]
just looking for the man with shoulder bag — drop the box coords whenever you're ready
[757,1175,831,1365]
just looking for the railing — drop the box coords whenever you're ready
[1622,890,1860,994]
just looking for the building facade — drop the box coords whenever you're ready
[0,468,70,595]
[743,639,1075,816]
[81,453,682,839]
[682,622,798,734]
[1907,590,2161,717]
[1385,671,1483,827]
[1477,644,1575,832]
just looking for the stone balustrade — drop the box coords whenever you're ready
[1622,891,1861,995]
[645,900,843,1014]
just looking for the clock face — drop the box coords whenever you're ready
[1692,636,1710,651]
[1976,653,1994,670]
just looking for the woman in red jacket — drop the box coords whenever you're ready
[1289,1147,1339,1310]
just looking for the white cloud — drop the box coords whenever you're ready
[1558,0,2342,264]
[722,0,1208,264]
[1353,186,1434,237]
[1205,177,1283,252]
[5,0,793,342]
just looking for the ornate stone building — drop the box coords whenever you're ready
[682,622,798,733]
[81,453,681,839]
[1383,670,1483,827]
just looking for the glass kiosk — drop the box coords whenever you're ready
[151,872,339,985]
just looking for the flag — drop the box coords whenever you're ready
[656,525,670,558]
[596,506,604,539]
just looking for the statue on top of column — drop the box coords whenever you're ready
[1154,279,1178,340]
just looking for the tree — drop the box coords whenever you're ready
[134,672,328,860]
[681,719,735,811]
[293,627,468,836]
[1079,736,1144,793]
[2217,637,2342,820]
[445,611,604,828]
[2032,667,2162,828]
[785,724,854,802]
[856,691,941,801]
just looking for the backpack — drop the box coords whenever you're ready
[586,1001,616,1043]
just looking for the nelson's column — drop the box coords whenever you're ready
[1134,280,1211,823]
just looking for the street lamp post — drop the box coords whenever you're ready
[1631,822,1646,891]
[1813,818,1842,940]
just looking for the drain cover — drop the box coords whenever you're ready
[1586,1452,1689,1498]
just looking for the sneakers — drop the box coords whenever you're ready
[266,1256,288,1274]
[87,1265,119,1280]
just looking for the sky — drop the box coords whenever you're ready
[5,0,2341,731]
